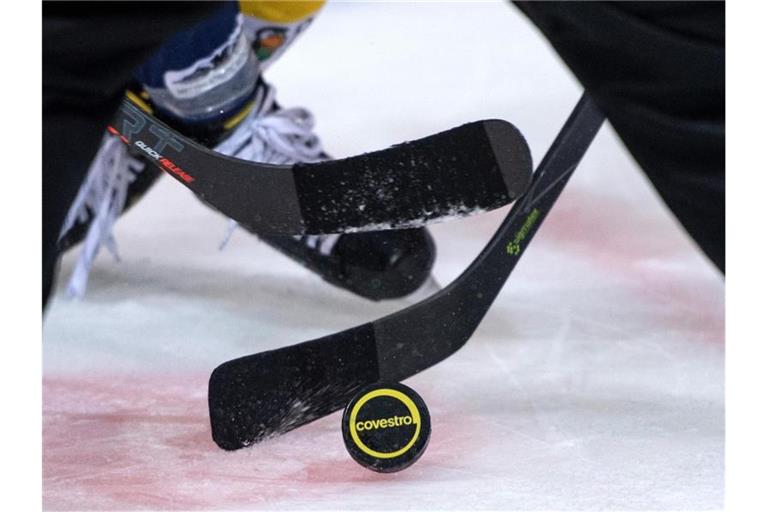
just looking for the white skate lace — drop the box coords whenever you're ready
[60,84,337,299]
[215,83,340,256]
[59,134,145,298]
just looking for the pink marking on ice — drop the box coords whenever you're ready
[541,190,724,345]
[44,375,459,510]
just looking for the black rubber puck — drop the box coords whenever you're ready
[341,382,431,473]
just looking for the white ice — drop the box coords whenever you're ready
[43,3,724,510]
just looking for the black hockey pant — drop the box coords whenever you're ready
[516,1,725,272]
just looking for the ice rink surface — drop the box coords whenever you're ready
[43,3,724,510]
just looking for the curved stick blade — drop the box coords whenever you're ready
[208,324,380,450]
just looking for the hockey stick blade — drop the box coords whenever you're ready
[111,99,533,235]
[208,93,605,450]
[209,325,378,450]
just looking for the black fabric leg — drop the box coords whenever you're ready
[515,1,725,272]
[42,2,222,309]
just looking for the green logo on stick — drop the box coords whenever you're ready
[506,208,541,256]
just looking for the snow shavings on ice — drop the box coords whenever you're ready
[342,204,490,234]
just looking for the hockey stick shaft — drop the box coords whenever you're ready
[377,93,606,379]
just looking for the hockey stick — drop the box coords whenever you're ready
[208,93,605,450]
[111,98,533,235]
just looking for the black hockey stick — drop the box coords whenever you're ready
[110,98,532,235]
[208,93,605,450]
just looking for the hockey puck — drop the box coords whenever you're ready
[341,382,431,473]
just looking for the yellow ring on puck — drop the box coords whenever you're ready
[348,388,421,459]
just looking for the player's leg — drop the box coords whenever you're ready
[515,1,725,272]
[43,2,223,309]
